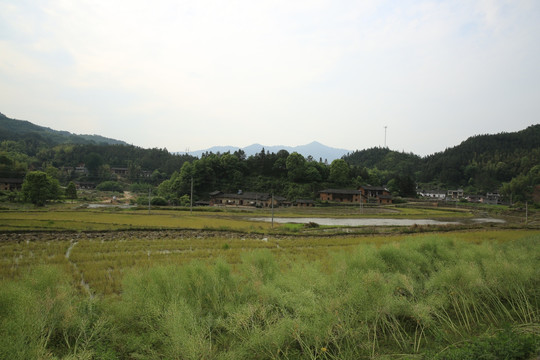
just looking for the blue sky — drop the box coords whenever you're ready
[0,0,538,156]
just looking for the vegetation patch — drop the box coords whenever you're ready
[0,232,538,359]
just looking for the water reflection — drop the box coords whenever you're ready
[251,217,504,226]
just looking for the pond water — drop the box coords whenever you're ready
[251,217,504,226]
[87,204,136,209]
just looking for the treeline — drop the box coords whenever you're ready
[0,141,195,184]
[343,125,540,196]
[420,125,540,189]
[0,113,195,184]
[2,111,539,204]
[156,149,417,203]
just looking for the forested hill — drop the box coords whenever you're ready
[0,112,194,180]
[0,112,127,152]
[342,148,422,176]
[419,125,540,188]
[343,125,540,191]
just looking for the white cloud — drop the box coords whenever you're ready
[0,0,539,155]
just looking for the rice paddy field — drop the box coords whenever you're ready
[0,204,539,359]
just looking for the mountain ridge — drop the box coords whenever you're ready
[0,112,128,146]
[184,141,351,162]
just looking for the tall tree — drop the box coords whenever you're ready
[65,181,78,201]
[21,171,60,206]
[329,159,350,186]
[286,152,306,182]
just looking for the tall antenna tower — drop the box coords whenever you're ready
[384,126,388,148]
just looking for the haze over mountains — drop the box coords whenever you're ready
[185,142,351,162]
[1,112,538,172]
[0,112,350,161]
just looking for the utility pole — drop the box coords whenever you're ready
[190,177,193,215]
[148,188,151,214]
[271,193,274,229]
[384,126,388,148]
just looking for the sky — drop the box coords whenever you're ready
[0,0,539,156]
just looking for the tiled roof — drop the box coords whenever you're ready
[318,189,362,195]
[360,186,388,191]
[213,192,272,201]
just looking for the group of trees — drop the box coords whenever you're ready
[21,171,77,206]
[499,165,540,204]
[2,114,539,206]
[342,125,540,201]
[418,125,540,190]
[154,149,417,204]
[0,139,195,194]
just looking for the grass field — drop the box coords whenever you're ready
[1,226,537,295]
[0,200,525,232]
[0,204,538,359]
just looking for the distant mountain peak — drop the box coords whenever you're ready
[184,142,351,161]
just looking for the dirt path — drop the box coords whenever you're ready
[65,239,93,297]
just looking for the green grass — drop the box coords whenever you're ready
[0,203,497,233]
[0,204,538,358]
[0,233,538,359]
[0,209,272,231]
[1,229,538,295]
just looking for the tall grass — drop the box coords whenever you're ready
[0,266,113,359]
[0,234,538,359]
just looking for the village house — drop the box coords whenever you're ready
[294,199,315,207]
[319,186,392,205]
[141,170,153,178]
[447,189,464,200]
[74,164,89,175]
[359,185,393,205]
[318,189,363,203]
[209,190,284,208]
[466,194,483,203]
[110,167,129,176]
[0,178,23,191]
[417,189,447,200]
[75,181,96,189]
[483,192,500,205]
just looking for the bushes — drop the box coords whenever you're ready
[96,181,124,192]
[135,195,168,206]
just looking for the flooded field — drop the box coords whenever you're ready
[252,217,505,226]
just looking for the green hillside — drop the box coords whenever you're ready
[0,112,194,182]
[0,112,127,151]
[343,125,540,193]
[420,125,540,187]
[1,111,538,204]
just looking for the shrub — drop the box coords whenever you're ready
[151,196,168,206]
[96,181,124,192]
[129,182,153,193]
